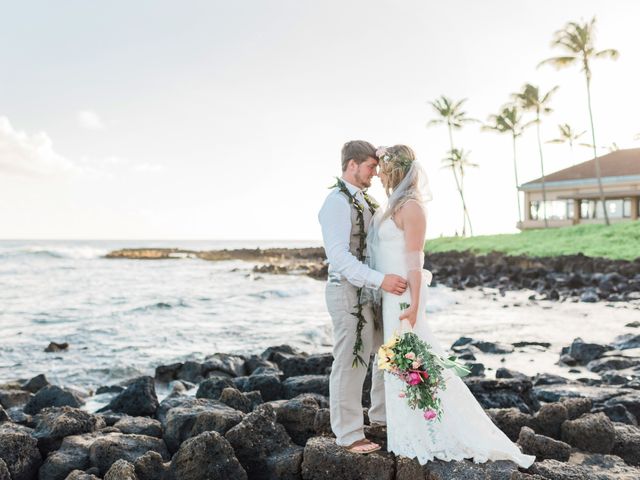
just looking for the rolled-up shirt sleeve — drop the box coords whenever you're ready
[318,193,384,289]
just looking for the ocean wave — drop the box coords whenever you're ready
[125,300,190,314]
[247,288,308,300]
[0,245,108,260]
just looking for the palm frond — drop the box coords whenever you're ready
[537,56,577,69]
[594,48,620,60]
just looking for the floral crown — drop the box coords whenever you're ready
[376,146,413,170]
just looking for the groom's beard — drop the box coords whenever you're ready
[354,172,373,189]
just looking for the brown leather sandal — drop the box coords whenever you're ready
[343,438,381,455]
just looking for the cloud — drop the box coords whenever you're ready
[132,163,165,173]
[77,110,105,130]
[0,116,75,176]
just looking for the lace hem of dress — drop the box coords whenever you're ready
[389,445,535,468]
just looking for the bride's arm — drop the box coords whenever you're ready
[397,200,426,327]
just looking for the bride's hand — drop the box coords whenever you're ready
[399,306,417,328]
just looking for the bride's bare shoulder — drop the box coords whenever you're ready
[397,200,426,219]
[395,200,426,230]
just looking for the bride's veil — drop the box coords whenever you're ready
[362,159,433,309]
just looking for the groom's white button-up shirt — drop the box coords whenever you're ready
[318,178,384,289]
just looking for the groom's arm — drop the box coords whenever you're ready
[318,194,384,289]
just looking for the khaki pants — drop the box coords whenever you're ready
[326,282,386,446]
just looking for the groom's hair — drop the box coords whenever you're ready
[341,140,377,172]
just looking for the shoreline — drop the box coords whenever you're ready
[106,247,640,303]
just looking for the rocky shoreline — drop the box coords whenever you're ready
[2,330,640,480]
[106,248,640,303]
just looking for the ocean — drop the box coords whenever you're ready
[1,240,637,394]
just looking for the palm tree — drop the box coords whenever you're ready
[513,84,559,228]
[546,123,586,152]
[538,17,619,226]
[428,96,478,235]
[441,148,477,235]
[483,104,526,223]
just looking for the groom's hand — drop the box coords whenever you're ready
[381,274,407,295]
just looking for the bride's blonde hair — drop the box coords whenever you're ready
[380,145,417,196]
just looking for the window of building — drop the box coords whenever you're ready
[623,198,632,218]
[530,200,573,220]
[580,198,633,219]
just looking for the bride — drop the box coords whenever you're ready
[368,144,535,468]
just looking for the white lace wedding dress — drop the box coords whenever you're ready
[373,217,535,467]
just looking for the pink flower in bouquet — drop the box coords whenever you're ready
[423,410,437,421]
[404,352,416,360]
[411,360,421,369]
[398,392,406,398]
[420,370,430,380]
[407,372,422,385]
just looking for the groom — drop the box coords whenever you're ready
[318,140,407,454]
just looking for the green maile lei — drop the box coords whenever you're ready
[329,177,379,368]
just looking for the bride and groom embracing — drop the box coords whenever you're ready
[318,140,535,467]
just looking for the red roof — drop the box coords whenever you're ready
[522,148,640,186]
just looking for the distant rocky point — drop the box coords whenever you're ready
[106,247,640,303]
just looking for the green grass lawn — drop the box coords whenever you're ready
[425,221,640,261]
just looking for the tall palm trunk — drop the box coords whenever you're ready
[585,75,610,225]
[535,112,549,228]
[447,122,473,235]
[512,133,522,223]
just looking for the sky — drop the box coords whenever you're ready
[1,1,639,241]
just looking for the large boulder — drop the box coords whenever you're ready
[276,394,321,445]
[234,374,284,401]
[587,356,640,373]
[463,378,539,413]
[0,389,32,409]
[34,407,105,454]
[64,471,101,480]
[195,377,236,400]
[88,432,169,475]
[225,404,303,480]
[560,412,616,454]
[604,391,640,420]
[530,454,640,479]
[280,353,333,378]
[202,353,247,377]
[532,402,568,439]
[0,422,42,480]
[169,431,247,480]
[155,363,183,383]
[218,388,252,413]
[282,375,330,399]
[22,374,50,393]
[561,397,592,420]
[486,408,534,442]
[612,422,640,466]
[566,337,610,364]
[469,340,514,354]
[0,459,10,480]
[98,376,158,417]
[104,459,138,480]
[24,386,83,415]
[162,399,244,453]
[300,436,394,480]
[422,459,519,480]
[38,432,101,480]
[133,451,172,480]
[176,361,204,384]
[614,333,640,350]
[113,416,162,438]
[517,426,571,461]
[261,345,300,366]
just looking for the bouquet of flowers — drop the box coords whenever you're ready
[378,308,471,421]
